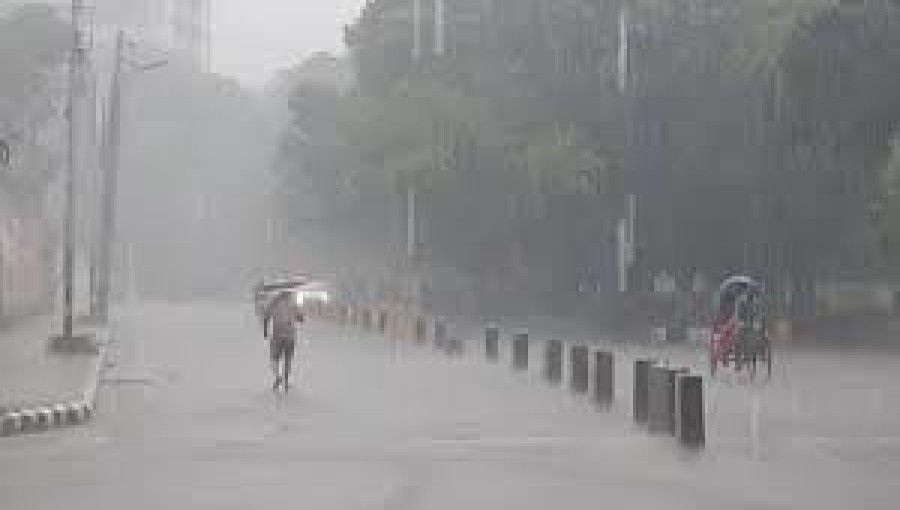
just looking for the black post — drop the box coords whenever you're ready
[97,30,124,323]
[415,316,427,344]
[444,322,463,356]
[512,331,529,371]
[594,351,614,409]
[570,345,590,394]
[544,340,563,384]
[485,325,499,361]
[677,373,705,448]
[434,319,447,350]
[378,309,388,334]
[362,308,372,330]
[633,358,654,423]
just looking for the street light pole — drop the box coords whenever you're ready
[617,2,634,294]
[95,31,168,322]
[96,30,124,322]
[62,0,89,338]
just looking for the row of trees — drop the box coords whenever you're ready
[274,0,900,315]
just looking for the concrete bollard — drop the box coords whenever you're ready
[633,358,654,424]
[36,408,52,430]
[594,351,614,409]
[66,405,82,424]
[1,413,21,436]
[544,340,563,384]
[434,320,448,350]
[415,316,427,345]
[676,373,705,448]
[378,310,388,334]
[386,310,397,339]
[485,325,500,362]
[52,404,66,426]
[512,331,529,371]
[399,311,409,341]
[647,363,671,433]
[20,410,37,432]
[445,333,464,356]
[439,321,463,356]
[570,345,590,394]
[403,313,415,342]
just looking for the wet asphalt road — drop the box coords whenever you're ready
[2,302,898,509]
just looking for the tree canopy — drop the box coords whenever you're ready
[274,0,900,313]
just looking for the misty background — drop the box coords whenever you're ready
[4,0,900,344]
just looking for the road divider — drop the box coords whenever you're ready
[327,298,704,451]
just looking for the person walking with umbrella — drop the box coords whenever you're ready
[263,289,305,392]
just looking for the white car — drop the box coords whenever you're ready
[293,280,331,307]
[254,275,331,314]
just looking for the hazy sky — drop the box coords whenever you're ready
[212,0,364,88]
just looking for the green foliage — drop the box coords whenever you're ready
[276,0,900,293]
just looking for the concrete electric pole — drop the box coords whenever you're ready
[95,30,168,322]
[52,0,94,351]
[95,30,124,322]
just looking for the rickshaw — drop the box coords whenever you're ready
[709,275,772,378]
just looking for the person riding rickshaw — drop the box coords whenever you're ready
[710,275,772,378]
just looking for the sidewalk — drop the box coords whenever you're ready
[0,314,107,435]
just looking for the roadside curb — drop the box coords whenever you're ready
[1,327,111,438]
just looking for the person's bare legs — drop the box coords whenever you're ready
[270,338,283,390]
[282,339,296,392]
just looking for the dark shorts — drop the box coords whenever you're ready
[269,336,296,362]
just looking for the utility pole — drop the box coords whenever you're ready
[96,30,124,322]
[406,186,416,262]
[617,2,635,294]
[412,0,422,61]
[63,1,88,338]
[434,0,445,57]
[53,0,93,350]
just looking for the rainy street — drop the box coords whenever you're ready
[2,301,899,509]
[4,1,900,508]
